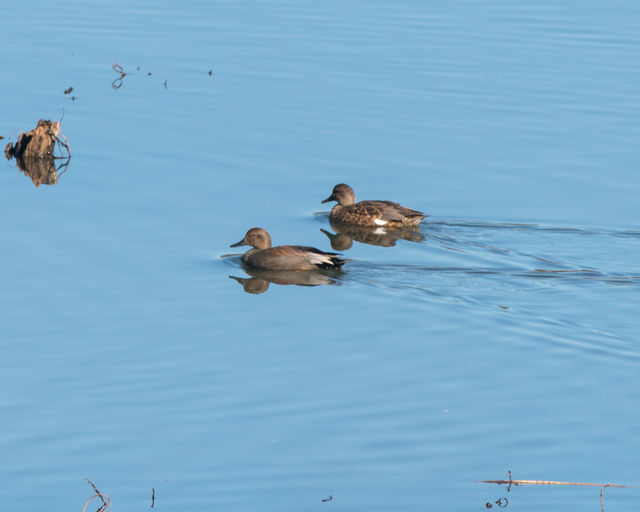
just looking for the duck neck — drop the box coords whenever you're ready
[243,247,261,260]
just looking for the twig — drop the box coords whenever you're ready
[112,77,124,90]
[601,484,610,512]
[479,479,636,489]
[112,62,126,77]
[82,494,111,512]
[55,156,71,177]
[86,479,106,507]
[56,132,71,157]
[480,472,638,512]
[86,479,101,496]
[83,479,111,512]
[112,62,127,90]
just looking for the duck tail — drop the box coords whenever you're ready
[328,255,345,268]
[313,254,345,269]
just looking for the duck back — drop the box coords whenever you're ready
[331,200,425,227]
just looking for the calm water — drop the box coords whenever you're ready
[1,1,639,510]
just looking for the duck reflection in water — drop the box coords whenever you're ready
[229,265,343,294]
[320,220,425,251]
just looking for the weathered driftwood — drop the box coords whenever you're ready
[4,119,70,187]
[5,119,66,160]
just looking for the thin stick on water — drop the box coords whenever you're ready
[600,484,610,512]
[479,477,637,489]
[57,132,71,156]
[82,479,111,512]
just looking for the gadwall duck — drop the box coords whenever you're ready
[230,227,344,270]
[321,183,426,227]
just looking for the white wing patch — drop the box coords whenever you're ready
[306,252,334,266]
[374,218,388,226]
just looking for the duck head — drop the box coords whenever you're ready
[322,183,356,206]
[230,227,272,250]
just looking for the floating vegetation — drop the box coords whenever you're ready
[484,496,508,509]
[111,62,214,91]
[112,62,127,90]
[64,86,76,101]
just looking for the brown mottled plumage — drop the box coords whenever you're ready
[321,184,426,227]
[230,227,344,270]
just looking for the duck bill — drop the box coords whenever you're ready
[321,194,335,204]
[230,239,248,248]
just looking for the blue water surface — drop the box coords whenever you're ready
[1,1,639,511]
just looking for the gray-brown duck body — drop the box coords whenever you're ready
[230,227,344,271]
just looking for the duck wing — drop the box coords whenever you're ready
[359,201,425,222]
[346,201,399,221]
[282,245,345,268]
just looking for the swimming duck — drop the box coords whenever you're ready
[321,183,426,227]
[230,227,344,270]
